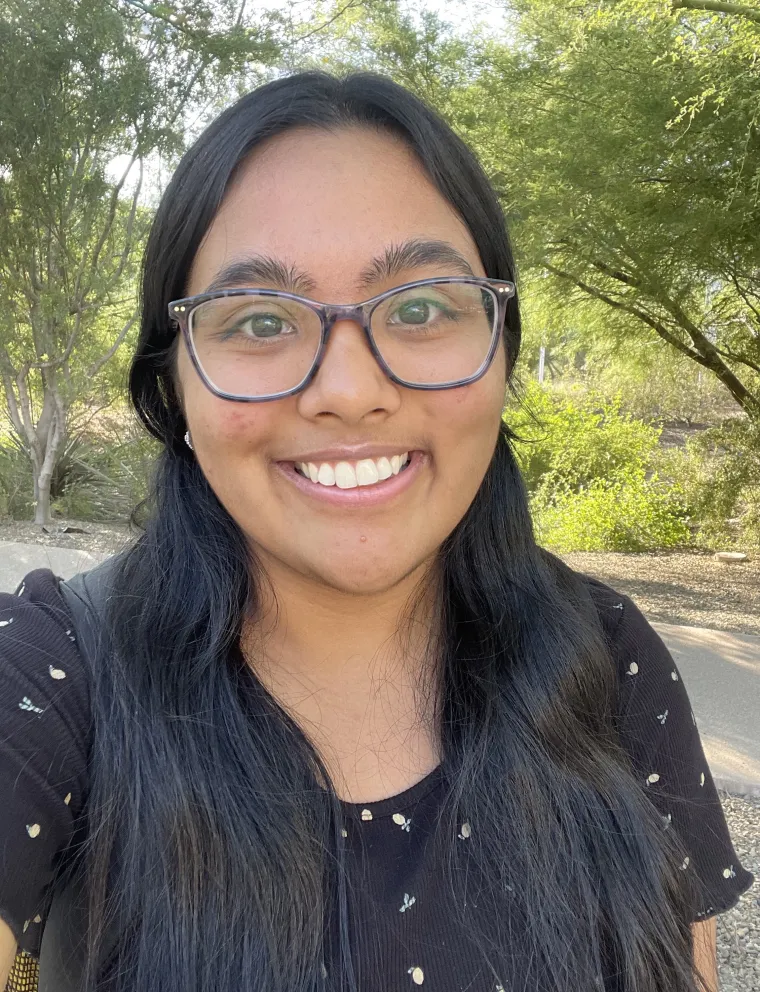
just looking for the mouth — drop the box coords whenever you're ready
[274,450,424,506]
[294,452,411,488]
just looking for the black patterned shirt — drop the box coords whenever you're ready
[0,568,755,991]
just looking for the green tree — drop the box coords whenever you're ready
[0,0,279,523]
[460,0,760,418]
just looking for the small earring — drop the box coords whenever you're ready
[184,430,194,451]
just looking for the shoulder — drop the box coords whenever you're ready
[0,567,92,765]
[1,566,83,661]
[577,572,629,642]
[574,570,694,745]
[0,569,93,951]
[576,571,676,687]
[572,573,756,920]
[2,566,75,624]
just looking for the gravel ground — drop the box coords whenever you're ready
[715,793,760,992]
[0,518,133,557]
[3,525,758,635]
[1,523,758,986]
[558,549,760,637]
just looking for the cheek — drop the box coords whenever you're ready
[187,396,281,492]
[179,373,269,456]
[430,368,505,469]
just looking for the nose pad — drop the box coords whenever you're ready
[314,306,383,377]
[324,305,366,325]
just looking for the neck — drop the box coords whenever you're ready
[242,555,443,803]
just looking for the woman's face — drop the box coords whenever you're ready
[177,126,507,596]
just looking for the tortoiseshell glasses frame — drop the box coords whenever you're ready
[168,275,516,403]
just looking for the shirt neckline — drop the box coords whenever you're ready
[339,762,444,818]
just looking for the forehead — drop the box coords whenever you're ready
[186,126,484,299]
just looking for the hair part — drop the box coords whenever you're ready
[79,71,708,992]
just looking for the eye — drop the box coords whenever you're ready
[387,297,455,327]
[232,312,296,338]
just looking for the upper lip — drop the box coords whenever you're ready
[278,444,418,463]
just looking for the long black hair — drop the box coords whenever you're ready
[79,71,707,992]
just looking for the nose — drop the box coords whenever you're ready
[295,317,401,424]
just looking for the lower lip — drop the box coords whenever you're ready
[274,450,426,507]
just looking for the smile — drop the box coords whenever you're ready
[294,453,410,488]
[275,451,424,507]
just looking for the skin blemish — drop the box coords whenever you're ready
[360,536,367,543]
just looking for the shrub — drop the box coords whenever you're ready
[51,415,160,522]
[0,433,35,519]
[507,380,694,552]
[507,379,663,494]
[0,412,160,523]
[529,466,692,552]
[652,417,760,552]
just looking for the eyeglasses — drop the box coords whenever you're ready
[168,276,515,402]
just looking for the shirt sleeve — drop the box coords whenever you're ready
[0,568,91,957]
[585,575,755,922]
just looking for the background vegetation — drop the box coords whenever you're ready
[1,0,758,552]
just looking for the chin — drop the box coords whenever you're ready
[306,556,426,596]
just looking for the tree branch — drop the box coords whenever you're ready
[13,364,39,456]
[284,0,366,47]
[728,271,760,326]
[545,263,705,361]
[711,343,760,375]
[672,0,760,24]
[546,263,760,415]
[0,352,25,439]
[87,152,139,285]
[87,313,137,378]
[106,158,144,289]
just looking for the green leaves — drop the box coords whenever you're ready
[507,379,693,551]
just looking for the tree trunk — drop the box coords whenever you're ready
[31,378,66,526]
[1,361,67,526]
[34,474,53,526]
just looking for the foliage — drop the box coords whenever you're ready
[453,0,760,418]
[507,380,693,551]
[530,467,693,553]
[0,411,161,521]
[0,432,34,518]
[293,0,474,110]
[507,380,665,491]
[50,414,161,521]
[652,416,760,549]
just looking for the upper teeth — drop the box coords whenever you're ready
[296,453,410,488]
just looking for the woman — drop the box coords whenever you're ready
[0,71,753,992]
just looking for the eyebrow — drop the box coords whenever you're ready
[204,257,317,296]
[203,238,477,297]
[356,239,476,288]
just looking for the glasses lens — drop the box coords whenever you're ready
[370,281,498,385]
[188,294,322,397]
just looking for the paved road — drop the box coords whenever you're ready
[1,541,758,795]
[0,541,107,592]
[651,621,760,798]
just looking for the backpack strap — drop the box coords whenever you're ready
[58,555,120,664]
[37,556,122,992]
